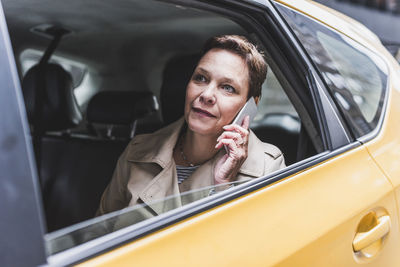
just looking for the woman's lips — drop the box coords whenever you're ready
[192,107,216,118]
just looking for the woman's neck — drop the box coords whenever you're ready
[179,128,219,166]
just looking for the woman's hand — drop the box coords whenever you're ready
[214,115,250,185]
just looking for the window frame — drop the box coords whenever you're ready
[0,2,47,266]
[2,0,363,265]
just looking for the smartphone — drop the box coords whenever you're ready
[231,97,258,126]
[224,97,258,153]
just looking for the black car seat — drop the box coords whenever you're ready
[87,91,159,139]
[42,91,157,232]
[22,64,158,232]
[251,113,300,165]
[22,63,82,169]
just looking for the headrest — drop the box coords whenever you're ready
[22,63,82,131]
[160,54,200,125]
[87,91,159,125]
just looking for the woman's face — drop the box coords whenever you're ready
[184,48,250,137]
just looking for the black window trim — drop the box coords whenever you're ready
[308,70,351,149]
[41,0,362,265]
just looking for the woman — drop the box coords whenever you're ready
[97,35,285,217]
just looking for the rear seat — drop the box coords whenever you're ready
[22,63,158,232]
[87,91,159,139]
[251,113,300,165]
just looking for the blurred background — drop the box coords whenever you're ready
[316,0,400,61]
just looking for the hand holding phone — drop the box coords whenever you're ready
[214,97,258,184]
[223,97,257,153]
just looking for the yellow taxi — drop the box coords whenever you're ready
[1,0,400,266]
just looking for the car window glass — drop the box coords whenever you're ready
[252,68,300,165]
[254,68,298,120]
[275,3,388,138]
[316,31,382,122]
[45,180,246,255]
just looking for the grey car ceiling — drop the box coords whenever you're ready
[2,0,244,95]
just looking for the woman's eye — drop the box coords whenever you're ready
[194,74,206,82]
[222,84,235,93]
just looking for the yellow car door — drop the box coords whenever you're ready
[364,57,400,239]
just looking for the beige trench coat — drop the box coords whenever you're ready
[97,118,285,218]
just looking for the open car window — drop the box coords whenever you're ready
[3,0,327,260]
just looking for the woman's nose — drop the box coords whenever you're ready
[199,85,216,105]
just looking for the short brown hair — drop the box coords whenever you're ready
[201,35,267,98]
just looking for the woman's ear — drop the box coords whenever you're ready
[254,96,259,105]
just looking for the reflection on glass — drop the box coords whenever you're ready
[317,31,382,122]
[45,181,246,255]
[276,3,387,138]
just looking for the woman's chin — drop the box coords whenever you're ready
[186,118,219,136]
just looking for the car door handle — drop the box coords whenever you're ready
[352,215,391,252]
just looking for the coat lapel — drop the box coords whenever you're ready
[127,118,185,215]
[178,153,219,204]
[138,162,182,215]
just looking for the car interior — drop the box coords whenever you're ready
[2,0,321,235]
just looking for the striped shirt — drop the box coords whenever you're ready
[176,165,199,184]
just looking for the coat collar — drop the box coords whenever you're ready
[126,117,266,177]
[126,117,184,168]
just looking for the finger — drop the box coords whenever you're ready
[219,139,247,160]
[216,138,238,151]
[217,131,243,143]
[220,130,247,148]
[215,138,241,150]
[215,139,224,149]
[223,124,249,137]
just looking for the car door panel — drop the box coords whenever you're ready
[364,75,400,234]
[78,146,399,267]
